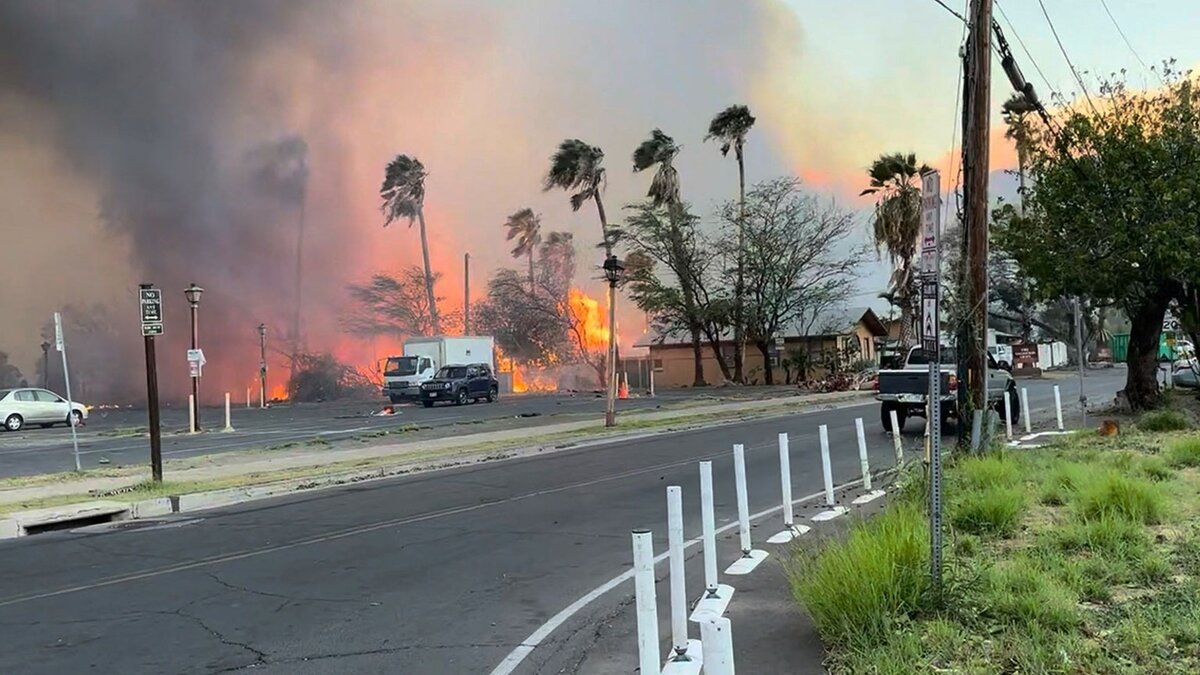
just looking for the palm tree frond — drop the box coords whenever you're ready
[380,154,427,227]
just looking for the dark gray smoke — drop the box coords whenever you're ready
[0,1,334,402]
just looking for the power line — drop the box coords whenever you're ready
[1097,0,1151,74]
[930,0,966,23]
[1036,0,1099,114]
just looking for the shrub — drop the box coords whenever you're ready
[1164,436,1200,468]
[1075,472,1166,524]
[985,557,1079,631]
[1138,456,1174,481]
[1039,461,1088,505]
[955,453,1021,490]
[1138,409,1191,432]
[951,485,1025,537]
[787,503,928,649]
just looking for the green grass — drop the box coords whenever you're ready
[1164,435,1200,468]
[785,503,928,650]
[950,484,1024,537]
[1138,408,1191,432]
[789,429,1200,674]
[1074,471,1166,524]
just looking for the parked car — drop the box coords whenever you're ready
[0,388,88,431]
[876,346,1017,431]
[417,363,498,408]
[1172,358,1199,388]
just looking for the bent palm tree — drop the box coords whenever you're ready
[380,154,441,335]
[504,208,542,291]
[632,129,706,386]
[706,105,756,383]
[543,139,611,255]
[861,152,931,347]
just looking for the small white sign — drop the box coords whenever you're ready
[54,312,64,352]
[187,348,206,377]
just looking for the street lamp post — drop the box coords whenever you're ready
[603,255,625,427]
[185,283,204,432]
[258,323,267,408]
[40,340,50,388]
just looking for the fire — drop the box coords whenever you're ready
[270,383,289,401]
[496,349,557,394]
[568,288,611,354]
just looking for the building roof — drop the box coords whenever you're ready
[633,306,887,348]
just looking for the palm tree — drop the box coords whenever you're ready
[504,208,542,292]
[543,139,611,255]
[632,129,706,386]
[706,105,756,384]
[380,154,440,335]
[860,152,931,348]
[1002,95,1035,212]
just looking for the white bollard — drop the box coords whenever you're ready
[819,425,835,506]
[726,445,768,575]
[693,462,735,620]
[890,409,903,465]
[1004,391,1014,440]
[631,529,660,674]
[699,615,735,675]
[733,444,752,555]
[667,486,688,659]
[649,369,656,397]
[188,394,197,434]
[224,392,234,432]
[855,418,871,491]
[1053,385,1064,430]
[1020,387,1031,434]
[767,433,809,544]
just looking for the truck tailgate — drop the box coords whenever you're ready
[878,370,952,395]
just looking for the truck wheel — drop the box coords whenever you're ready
[880,403,906,433]
[388,394,401,404]
[456,389,468,406]
[422,401,434,408]
[1006,387,1021,424]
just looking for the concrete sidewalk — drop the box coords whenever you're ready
[0,390,871,511]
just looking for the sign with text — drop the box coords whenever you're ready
[140,287,164,337]
[920,171,941,353]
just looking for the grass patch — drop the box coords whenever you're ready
[786,503,928,650]
[950,484,1024,537]
[1138,408,1191,432]
[1165,435,1200,468]
[1074,471,1166,524]
[791,424,1200,674]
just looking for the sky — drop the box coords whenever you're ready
[0,0,1196,400]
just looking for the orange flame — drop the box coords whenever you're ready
[568,288,611,354]
[270,383,289,401]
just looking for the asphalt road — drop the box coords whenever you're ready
[0,387,745,478]
[0,371,1125,674]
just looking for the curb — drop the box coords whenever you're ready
[0,391,874,540]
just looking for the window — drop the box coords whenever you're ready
[652,359,664,371]
[34,390,63,403]
[466,366,480,378]
[477,366,491,377]
[384,357,419,377]
[14,390,36,402]
[437,366,468,379]
[419,358,432,372]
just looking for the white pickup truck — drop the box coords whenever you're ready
[875,346,1018,431]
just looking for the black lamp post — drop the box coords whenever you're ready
[40,340,50,388]
[602,255,625,427]
[258,323,267,408]
[184,282,204,431]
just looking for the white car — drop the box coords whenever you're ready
[0,388,88,431]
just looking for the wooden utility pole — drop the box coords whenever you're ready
[463,253,471,334]
[963,0,992,417]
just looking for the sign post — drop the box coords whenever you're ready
[920,171,943,597]
[140,284,164,482]
[54,312,81,472]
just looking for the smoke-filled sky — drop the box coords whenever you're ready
[1,0,1196,401]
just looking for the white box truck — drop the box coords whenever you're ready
[382,336,495,403]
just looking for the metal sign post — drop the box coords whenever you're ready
[54,312,81,472]
[140,285,164,481]
[920,171,943,596]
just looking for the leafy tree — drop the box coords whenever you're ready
[632,129,705,385]
[0,352,24,388]
[996,73,1200,409]
[618,201,733,382]
[721,178,866,384]
[380,154,441,334]
[860,152,931,348]
[706,104,756,383]
[344,266,444,338]
[289,352,373,403]
[544,140,612,255]
[504,207,542,291]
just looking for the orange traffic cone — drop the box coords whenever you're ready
[619,372,629,400]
